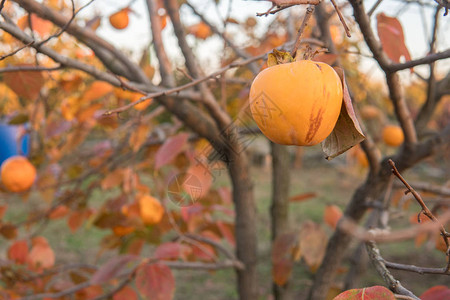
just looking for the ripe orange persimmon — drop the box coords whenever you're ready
[249,60,343,146]
[109,8,129,30]
[382,125,404,147]
[188,22,212,40]
[1,156,37,193]
[138,195,164,225]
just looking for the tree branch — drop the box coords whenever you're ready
[365,240,421,299]
[12,0,150,83]
[388,49,450,72]
[146,0,175,87]
[348,0,418,146]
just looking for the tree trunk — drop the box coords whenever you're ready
[270,142,292,300]
[228,150,257,300]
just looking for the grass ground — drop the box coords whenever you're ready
[1,145,448,299]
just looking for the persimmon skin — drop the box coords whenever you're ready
[382,125,404,147]
[249,60,343,146]
[109,9,129,30]
[1,156,36,192]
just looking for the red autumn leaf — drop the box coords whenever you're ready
[289,192,316,203]
[376,13,411,64]
[0,205,7,219]
[154,242,181,260]
[154,133,190,170]
[90,255,139,285]
[3,66,45,100]
[324,205,343,229]
[420,285,450,300]
[299,221,327,272]
[8,240,29,264]
[126,238,145,255]
[185,162,213,199]
[48,205,70,219]
[333,286,395,300]
[135,263,175,300]
[113,285,138,300]
[27,236,55,270]
[322,68,365,160]
[272,231,300,286]
[0,223,18,239]
[217,221,235,246]
[18,14,53,36]
[68,211,86,233]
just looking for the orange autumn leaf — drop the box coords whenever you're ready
[138,195,164,225]
[48,205,69,219]
[324,205,343,230]
[3,66,45,100]
[8,240,29,264]
[82,81,114,103]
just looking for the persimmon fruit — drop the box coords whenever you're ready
[1,156,36,193]
[249,60,343,146]
[382,125,404,147]
[109,8,129,30]
[188,22,212,40]
[138,194,164,225]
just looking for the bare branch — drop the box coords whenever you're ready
[365,240,421,299]
[0,41,34,60]
[146,0,175,87]
[291,5,315,57]
[388,49,450,72]
[384,260,450,275]
[367,0,384,17]
[348,0,418,146]
[389,159,450,270]
[12,0,150,83]
[329,0,351,37]
[0,65,62,72]
[105,54,265,115]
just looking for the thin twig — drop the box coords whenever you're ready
[384,260,449,275]
[367,0,384,17]
[0,41,34,60]
[104,54,265,115]
[291,5,315,57]
[329,0,351,37]
[389,160,450,272]
[0,65,63,72]
[257,4,295,17]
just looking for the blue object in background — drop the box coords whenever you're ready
[0,123,30,165]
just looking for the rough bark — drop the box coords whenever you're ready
[270,142,292,300]
[228,149,258,300]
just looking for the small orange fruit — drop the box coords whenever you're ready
[382,125,404,147]
[188,22,212,40]
[138,195,164,225]
[109,8,129,30]
[1,156,37,193]
[249,60,343,146]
